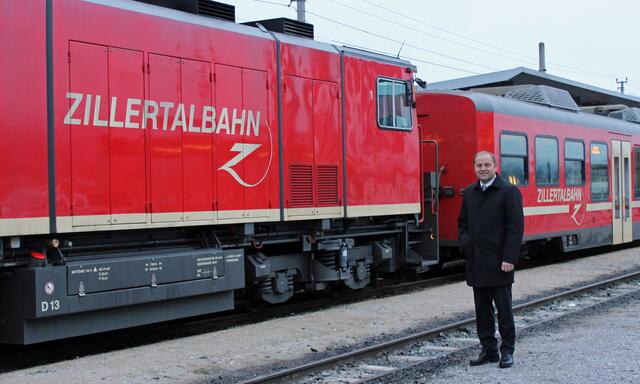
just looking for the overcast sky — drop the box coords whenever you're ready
[225,0,639,96]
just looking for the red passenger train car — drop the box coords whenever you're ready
[0,0,438,344]
[418,86,640,258]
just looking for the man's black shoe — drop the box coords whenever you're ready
[499,354,514,368]
[469,351,500,366]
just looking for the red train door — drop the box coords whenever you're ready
[69,42,110,226]
[611,140,632,244]
[283,76,341,219]
[313,80,341,215]
[283,75,314,217]
[108,47,146,224]
[215,64,244,220]
[242,68,271,219]
[181,59,214,221]
[148,54,184,223]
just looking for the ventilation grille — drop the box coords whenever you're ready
[133,0,235,22]
[609,107,640,124]
[504,85,580,112]
[290,164,313,207]
[317,165,339,206]
[197,0,235,22]
[243,18,314,39]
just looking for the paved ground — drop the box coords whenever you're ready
[0,247,639,384]
[389,290,640,384]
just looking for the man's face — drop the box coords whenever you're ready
[474,154,497,182]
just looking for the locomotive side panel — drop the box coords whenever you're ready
[181,58,214,220]
[0,1,49,236]
[67,42,111,225]
[344,56,420,217]
[241,68,273,218]
[280,42,343,219]
[312,80,342,213]
[214,63,244,220]
[148,54,183,222]
[343,57,373,210]
[53,0,280,232]
[109,48,147,223]
[282,74,315,214]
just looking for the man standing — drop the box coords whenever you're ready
[458,151,524,368]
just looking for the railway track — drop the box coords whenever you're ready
[0,249,627,375]
[239,269,640,384]
[0,270,464,373]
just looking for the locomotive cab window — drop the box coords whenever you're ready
[590,142,609,201]
[377,78,412,130]
[565,140,585,185]
[535,136,559,185]
[500,132,528,185]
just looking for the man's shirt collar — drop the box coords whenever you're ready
[480,175,497,190]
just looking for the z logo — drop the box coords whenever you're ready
[217,122,273,187]
[570,203,584,226]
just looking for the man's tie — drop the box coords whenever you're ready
[481,184,487,192]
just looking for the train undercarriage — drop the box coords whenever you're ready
[0,214,439,344]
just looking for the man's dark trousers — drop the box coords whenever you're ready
[473,284,515,355]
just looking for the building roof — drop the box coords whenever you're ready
[425,67,640,108]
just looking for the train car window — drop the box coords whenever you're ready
[590,143,609,202]
[377,78,412,130]
[500,133,528,185]
[535,137,559,185]
[634,147,640,198]
[565,140,585,185]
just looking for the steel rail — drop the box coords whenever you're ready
[240,269,640,384]
[0,272,465,373]
[356,269,640,384]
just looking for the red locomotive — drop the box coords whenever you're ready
[2,0,637,346]
[418,86,640,259]
[0,0,434,344]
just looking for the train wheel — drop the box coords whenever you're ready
[241,296,267,312]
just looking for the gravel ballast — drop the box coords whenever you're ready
[386,290,640,384]
[1,248,639,384]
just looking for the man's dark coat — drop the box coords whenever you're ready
[458,175,524,287]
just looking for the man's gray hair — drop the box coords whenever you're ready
[474,151,497,165]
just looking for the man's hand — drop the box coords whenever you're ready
[501,262,514,272]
